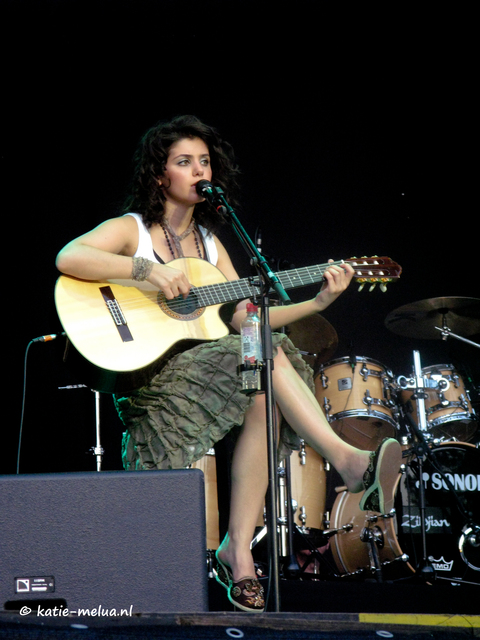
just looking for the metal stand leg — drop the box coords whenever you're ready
[58,384,104,471]
[92,390,104,472]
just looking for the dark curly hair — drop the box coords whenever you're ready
[122,115,241,231]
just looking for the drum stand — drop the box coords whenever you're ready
[400,350,479,584]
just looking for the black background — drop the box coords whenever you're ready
[3,1,478,475]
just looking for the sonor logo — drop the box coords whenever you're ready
[431,472,479,491]
[417,473,480,492]
[429,556,454,572]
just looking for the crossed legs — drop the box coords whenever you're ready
[218,347,373,582]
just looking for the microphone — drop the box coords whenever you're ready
[196,180,228,217]
[32,332,65,343]
[195,180,219,203]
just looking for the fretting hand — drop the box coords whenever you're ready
[314,260,355,310]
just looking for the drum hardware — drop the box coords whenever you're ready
[277,457,301,579]
[252,441,340,579]
[401,351,443,581]
[401,352,480,584]
[366,510,396,523]
[360,525,385,582]
[206,549,216,579]
[293,521,354,578]
[250,455,302,579]
[459,524,480,572]
[299,440,307,466]
[435,324,480,349]
[399,364,478,443]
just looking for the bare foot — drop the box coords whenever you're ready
[337,449,371,494]
[217,533,257,582]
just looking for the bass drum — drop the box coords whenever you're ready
[315,356,399,451]
[330,442,480,583]
[399,364,478,442]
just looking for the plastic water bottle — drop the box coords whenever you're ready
[240,303,262,393]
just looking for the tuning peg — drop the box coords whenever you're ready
[380,283,388,292]
[358,283,365,292]
[369,283,377,292]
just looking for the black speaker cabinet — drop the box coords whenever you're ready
[0,470,208,613]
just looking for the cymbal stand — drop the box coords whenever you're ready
[58,384,104,471]
[435,321,480,349]
[398,350,435,581]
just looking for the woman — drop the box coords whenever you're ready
[56,115,402,612]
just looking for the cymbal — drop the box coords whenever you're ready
[385,296,480,339]
[284,314,338,370]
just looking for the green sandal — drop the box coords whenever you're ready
[359,438,402,514]
[215,550,265,613]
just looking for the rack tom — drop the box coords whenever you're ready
[315,356,399,451]
[399,364,477,442]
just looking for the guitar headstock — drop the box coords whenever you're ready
[345,256,402,292]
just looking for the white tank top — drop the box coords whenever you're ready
[125,212,218,265]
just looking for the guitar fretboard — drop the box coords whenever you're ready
[192,261,337,307]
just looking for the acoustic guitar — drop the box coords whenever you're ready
[54,256,402,392]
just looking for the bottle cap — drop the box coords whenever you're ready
[246,303,258,313]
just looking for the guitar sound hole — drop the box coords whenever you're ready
[157,290,204,321]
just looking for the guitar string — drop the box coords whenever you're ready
[113,261,341,312]
[110,259,396,315]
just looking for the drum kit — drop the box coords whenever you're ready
[262,296,480,585]
[196,296,480,585]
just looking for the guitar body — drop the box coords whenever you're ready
[55,258,231,393]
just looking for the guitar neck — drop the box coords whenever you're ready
[193,261,338,307]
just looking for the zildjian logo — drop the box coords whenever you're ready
[402,514,450,532]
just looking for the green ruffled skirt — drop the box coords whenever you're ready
[114,333,314,470]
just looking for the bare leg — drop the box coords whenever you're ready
[218,348,371,581]
[217,392,273,581]
[270,348,371,493]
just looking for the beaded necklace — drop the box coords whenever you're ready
[161,219,203,260]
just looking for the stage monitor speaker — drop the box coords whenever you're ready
[0,470,208,614]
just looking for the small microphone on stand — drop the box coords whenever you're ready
[256,228,262,254]
[348,341,356,371]
[32,332,65,343]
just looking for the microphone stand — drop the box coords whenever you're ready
[210,186,291,612]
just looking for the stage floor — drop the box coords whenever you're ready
[1,577,479,640]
